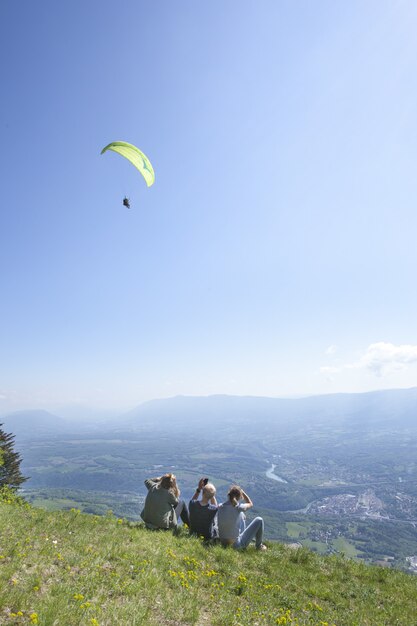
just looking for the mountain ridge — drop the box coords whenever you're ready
[2,386,417,434]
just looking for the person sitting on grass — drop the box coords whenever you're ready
[140,473,190,530]
[189,477,218,540]
[217,485,267,551]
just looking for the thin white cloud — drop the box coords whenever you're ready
[320,366,340,375]
[320,342,417,378]
[357,342,417,376]
[319,365,341,383]
[325,345,338,356]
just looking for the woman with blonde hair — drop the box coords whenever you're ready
[218,485,267,550]
[140,473,189,530]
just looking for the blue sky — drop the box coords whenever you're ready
[1,1,417,413]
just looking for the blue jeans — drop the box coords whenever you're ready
[175,500,190,526]
[233,516,264,549]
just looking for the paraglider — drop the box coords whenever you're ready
[101,141,155,187]
[101,141,155,209]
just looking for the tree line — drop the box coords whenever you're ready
[0,423,26,490]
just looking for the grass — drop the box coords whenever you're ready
[302,540,329,555]
[331,538,360,559]
[1,496,417,625]
[286,522,309,539]
[27,498,79,512]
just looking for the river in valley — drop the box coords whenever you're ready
[265,463,288,483]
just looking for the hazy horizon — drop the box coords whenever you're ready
[1,384,417,419]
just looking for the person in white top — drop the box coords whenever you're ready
[217,485,267,551]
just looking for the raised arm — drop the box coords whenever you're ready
[144,476,161,490]
[240,489,253,510]
[191,477,206,501]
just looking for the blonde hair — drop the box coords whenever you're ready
[202,483,216,499]
[159,473,180,498]
[227,485,242,507]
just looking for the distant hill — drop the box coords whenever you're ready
[2,387,417,438]
[0,409,66,439]
[117,387,417,432]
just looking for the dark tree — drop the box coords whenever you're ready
[0,424,27,489]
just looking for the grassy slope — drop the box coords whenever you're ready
[0,502,416,626]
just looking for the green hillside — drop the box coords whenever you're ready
[1,494,416,626]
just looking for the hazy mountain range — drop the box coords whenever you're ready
[2,386,417,440]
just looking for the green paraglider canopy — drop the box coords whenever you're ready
[101,141,155,187]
